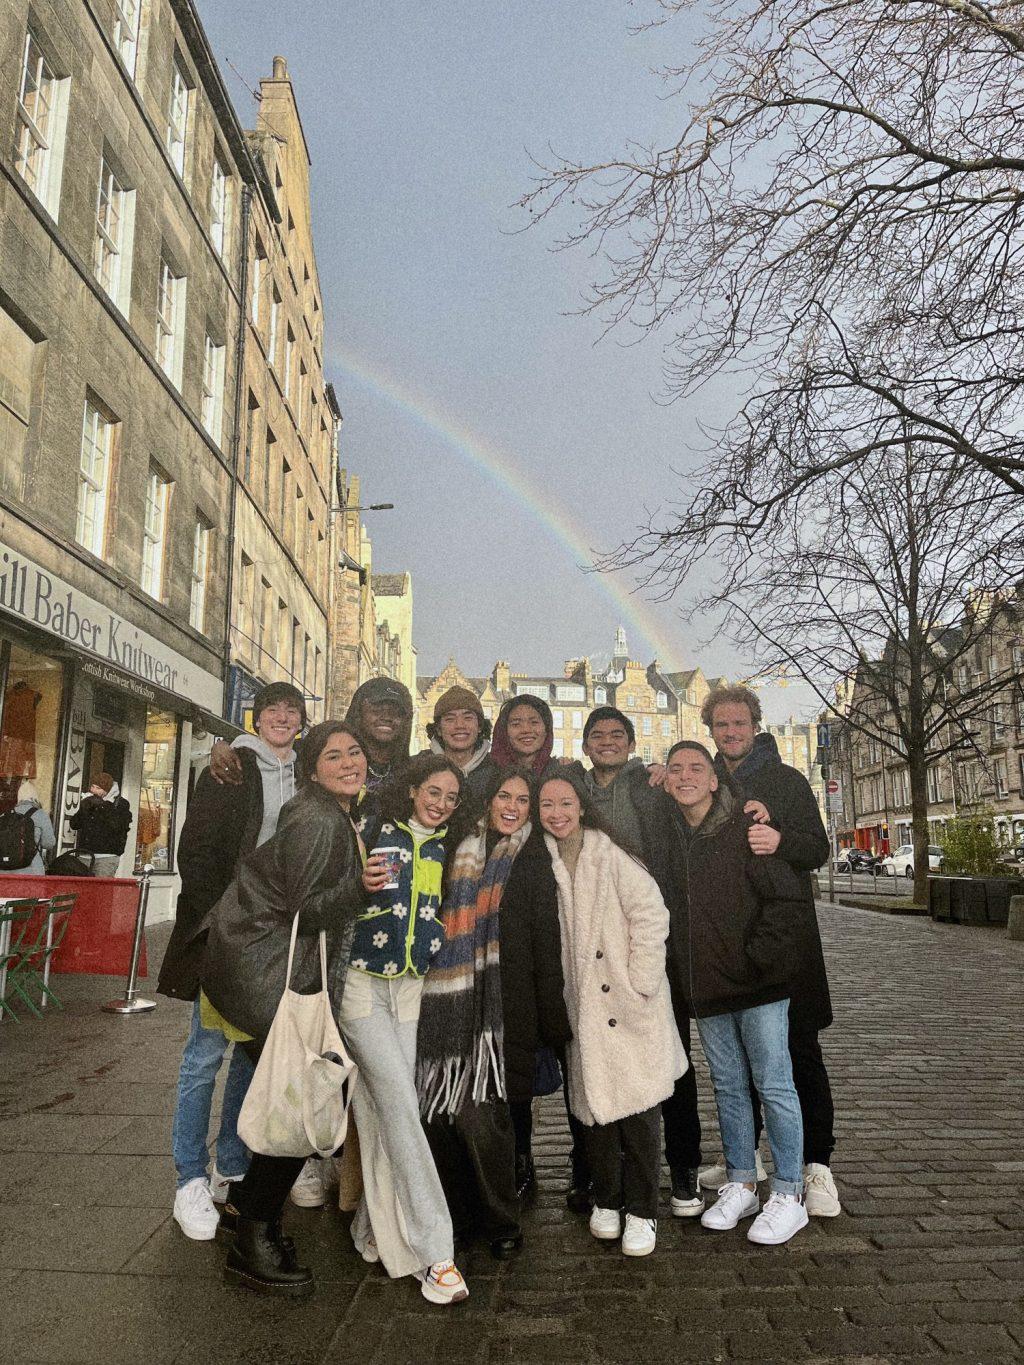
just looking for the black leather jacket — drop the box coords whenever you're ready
[201,784,367,1042]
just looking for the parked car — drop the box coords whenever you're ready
[878,844,945,878]
[836,848,879,874]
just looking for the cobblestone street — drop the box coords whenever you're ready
[1,902,1022,1364]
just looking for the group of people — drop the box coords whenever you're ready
[0,771,132,876]
[157,673,838,1305]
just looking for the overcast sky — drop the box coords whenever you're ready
[203,2,811,722]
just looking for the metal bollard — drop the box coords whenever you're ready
[103,864,157,1015]
[1008,895,1024,943]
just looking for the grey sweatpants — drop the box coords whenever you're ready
[339,971,453,1278]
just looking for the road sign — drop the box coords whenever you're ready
[825,778,840,794]
[825,777,843,812]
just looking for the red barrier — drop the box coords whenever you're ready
[0,874,147,977]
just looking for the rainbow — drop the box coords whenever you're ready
[327,345,682,668]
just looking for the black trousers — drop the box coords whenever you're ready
[509,1052,590,1179]
[661,1012,702,1173]
[230,1038,311,1224]
[753,1017,836,1166]
[585,1106,660,1219]
[425,1100,520,1241]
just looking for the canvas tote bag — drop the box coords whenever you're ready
[238,913,358,1158]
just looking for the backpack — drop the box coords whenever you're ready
[0,808,39,870]
[48,851,96,878]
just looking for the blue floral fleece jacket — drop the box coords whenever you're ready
[348,820,446,978]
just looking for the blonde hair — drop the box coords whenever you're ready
[701,685,763,731]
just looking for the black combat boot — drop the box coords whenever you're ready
[224,1216,313,1297]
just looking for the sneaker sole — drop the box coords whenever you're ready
[621,1240,656,1257]
[747,1208,809,1245]
[700,1206,759,1231]
[173,1216,218,1241]
[224,1264,315,1297]
[288,1193,326,1208]
[805,1202,842,1218]
[589,1225,622,1241]
[420,1282,469,1305]
[670,1198,705,1218]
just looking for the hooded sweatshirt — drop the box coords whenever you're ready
[573,756,658,859]
[231,732,296,848]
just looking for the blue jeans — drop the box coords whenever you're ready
[696,999,804,1197]
[171,997,253,1188]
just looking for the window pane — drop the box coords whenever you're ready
[135,708,180,873]
[0,644,66,821]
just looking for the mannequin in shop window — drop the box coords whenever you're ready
[68,772,133,877]
[0,680,43,808]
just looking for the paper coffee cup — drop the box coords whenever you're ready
[374,845,402,891]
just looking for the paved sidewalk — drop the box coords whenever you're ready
[0,904,1022,1363]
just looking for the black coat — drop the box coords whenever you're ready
[498,831,572,1102]
[721,734,833,1030]
[156,750,264,1001]
[647,786,808,1019]
[200,785,367,1043]
[68,795,132,855]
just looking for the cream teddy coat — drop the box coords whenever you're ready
[545,828,686,1126]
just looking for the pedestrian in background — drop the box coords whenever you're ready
[67,772,132,876]
[655,742,809,1247]
[201,721,369,1298]
[538,774,684,1258]
[159,682,306,1239]
[340,752,472,1305]
[417,769,571,1260]
[0,780,55,874]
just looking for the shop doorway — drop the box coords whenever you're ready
[82,737,125,794]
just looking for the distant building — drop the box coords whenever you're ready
[372,572,416,699]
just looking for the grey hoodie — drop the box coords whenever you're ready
[232,732,297,848]
[572,756,655,857]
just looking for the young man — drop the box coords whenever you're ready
[67,772,133,876]
[567,707,705,1219]
[701,685,840,1218]
[158,683,306,1239]
[424,685,496,801]
[655,742,809,1246]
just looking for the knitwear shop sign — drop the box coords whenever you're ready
[0,544,222,713]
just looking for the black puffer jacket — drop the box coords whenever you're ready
[157,750,263,1001]
[648,784,807,1019]
[68,795,132,854]
[719,734,833,1030]
[498,830,572,1102]
[201,784,367,1042]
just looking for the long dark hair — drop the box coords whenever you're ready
[480,766,535,829]
[376,753,478,863]
[297,721,364,788]
[534,770,647,864]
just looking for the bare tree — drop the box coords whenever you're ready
[522,0,1024,503]
[623,442,1024,902]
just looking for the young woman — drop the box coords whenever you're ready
[200,721,369,1298]
[340,752,473,1305]
[490,695,559,778]
[537,775,685,1258]
[416,770,570,1259]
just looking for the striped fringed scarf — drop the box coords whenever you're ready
[415,821,531,1121]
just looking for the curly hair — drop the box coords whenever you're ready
[700,684,762,731]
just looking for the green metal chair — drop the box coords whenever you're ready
[17,893,77,1011]
[0,901,42,1023]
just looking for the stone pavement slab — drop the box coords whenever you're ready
[0,905,1021,1363]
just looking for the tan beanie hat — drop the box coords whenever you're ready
[433,685,484,723]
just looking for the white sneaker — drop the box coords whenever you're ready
[589,1205,622,1240]
[355,1232,379,1264]
[804,1163,841,1217]
[173,1177,219,1240]
[621,1214,656,1257]
[699,1152,768,1189]
[289,1156,326,1208]
[700,1182,760,1231]
[748,1191,809,1245]
[209,1166,243,1205]
[418,1260,469,1305]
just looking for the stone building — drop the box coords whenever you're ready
[372,572,416,699]
[0,0,262,918]
[223,55,333,733]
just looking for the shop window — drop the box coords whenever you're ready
[0,642,66,816]
[135,707,180,872]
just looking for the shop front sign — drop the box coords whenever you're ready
[0,544,222,712]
